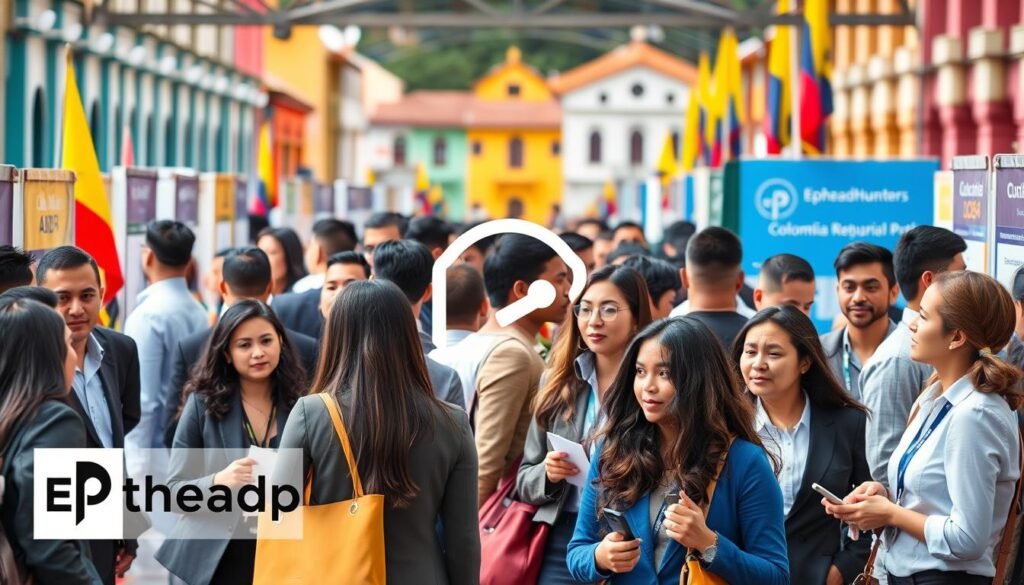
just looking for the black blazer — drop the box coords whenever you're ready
[66,327,142,584]
[156,392,291,585]
[163,325,318,447]
[785,402,872,585]
[272,289,323,340]
[0,400,102,585]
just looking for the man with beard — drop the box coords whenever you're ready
[820,242,899,400]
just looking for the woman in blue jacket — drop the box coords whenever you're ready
[566,316,790,585]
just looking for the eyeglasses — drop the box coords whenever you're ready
[573,304,625,322]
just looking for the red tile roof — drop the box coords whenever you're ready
[548,41,698,95]
[371,90,561,130]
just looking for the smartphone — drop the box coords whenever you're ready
[602,508,635,541]
[665,493,680,507]
[812,483,845,505]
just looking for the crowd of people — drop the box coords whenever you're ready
[0,212,1023,585]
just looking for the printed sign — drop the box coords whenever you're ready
[122,170,158,318]
[0,166,15,245]
[993,155,1024,290]
[176,175,199,226]
[21,170,75,255]
[314,183,334,217]
[734,159,938,332]
[951,155,989,273]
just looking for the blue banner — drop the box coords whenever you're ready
[736,159,938,332]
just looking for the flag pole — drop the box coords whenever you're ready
[790,2,802,160]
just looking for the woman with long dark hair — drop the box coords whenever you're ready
[0,298,102,584]
[257,227,307,295]
[566,317,789,584]
[277,280,479,584]
[517,265,652,584]
[157,300,306,585]
[732,306,871,585]
[827,271,1024,585]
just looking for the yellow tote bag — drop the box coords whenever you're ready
[254,393,386,585]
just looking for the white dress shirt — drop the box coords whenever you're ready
[881,375,1021,578]
[755,394,812,516]
[669,294,757,318]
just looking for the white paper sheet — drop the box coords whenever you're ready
[247,446,278,479]
[546,432,591,489]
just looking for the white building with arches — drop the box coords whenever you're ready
[549,41,697,220]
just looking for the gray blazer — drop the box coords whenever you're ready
[278,393,480,585]
[155,392,291,585]
[516,388,589,525]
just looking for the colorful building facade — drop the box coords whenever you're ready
[5,0,262,174]
[550,41,697,218]
[466,47,562,223]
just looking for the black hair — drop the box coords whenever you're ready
[576,218,609,233]
[257,227,308,291]
[559,232,594,253]
[663,220,697,257]
[215,247,235,259]
[446,264,487,325]
[483,234,558,308]
[0,245,33,292]
[0,298,70,449]
[623,256,681,301]
[596,230,614,242]
[686,227,742,269]
[222,246,272,297]
[312,218,358,256]
[893,226,967,301]
[759,253,815,292]
[0,285,58,308]
[327,251,371,279]
[36,246,101,288]
[460,222,498,255]
[613,221,645,241]
[145,220,196,267]
[1013,264,1024,303]
[372,240,434,305]
[833,242,896,288]
[183,300,305,420]
[406,216,453,252]
[364,211,409,237]
[606,243,651,265]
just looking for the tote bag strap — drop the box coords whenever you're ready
[317,393,365,498]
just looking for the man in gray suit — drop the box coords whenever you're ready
[820,242,899,400]
[372,240,466,410]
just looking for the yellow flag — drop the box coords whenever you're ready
[656,132,677,182]
[415,163,429,192]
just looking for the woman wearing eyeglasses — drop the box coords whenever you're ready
[517,265,653,584]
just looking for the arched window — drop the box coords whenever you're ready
[433,136,447,167]
[588,130,602,164]
[393,135,407,166]
[30,89,46,167]
[630,129,644,166]
[509,136,524,169]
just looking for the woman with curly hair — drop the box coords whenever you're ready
[566,316,790,584]
[157,300,306,585]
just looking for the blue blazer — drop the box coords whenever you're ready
[566,439,790,585]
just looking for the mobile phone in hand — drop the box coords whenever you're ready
[812,483,845,505]
[602,508,635,541]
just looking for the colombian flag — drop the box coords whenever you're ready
[62,47,123,309]
[681,53,712,171]
[252,118,275,216]
[710,30,745,167]
[599,180,617,219]
[765,0,793,154]
[800,0,833,154]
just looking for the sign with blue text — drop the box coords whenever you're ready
[951,155,990,273]
[735,159,938,332]
[993,154,1024,290]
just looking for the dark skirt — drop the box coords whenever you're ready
[209,538,256,585]
[537,511,595,585]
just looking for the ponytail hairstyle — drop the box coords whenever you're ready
[932,271,1024,409]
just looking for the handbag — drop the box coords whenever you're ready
[680,442,732,585]
[479,457,551,585]
[0,457,32,585]
[254,393,386,585]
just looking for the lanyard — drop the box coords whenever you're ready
[243,404,277,448]
[841,345,853,391]
[896,400,953,502]
[652,490,676,535]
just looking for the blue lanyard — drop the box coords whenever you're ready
[896,400,954,502]
[652,489,677,535]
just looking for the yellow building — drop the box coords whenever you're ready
[466,47,562,223]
